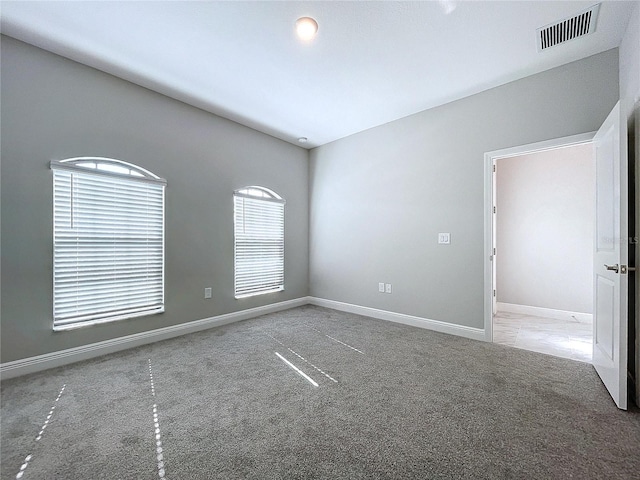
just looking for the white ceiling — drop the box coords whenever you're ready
[1,1,635,148]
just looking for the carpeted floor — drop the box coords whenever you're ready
[2,305,639,479]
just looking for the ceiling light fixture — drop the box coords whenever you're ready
[296,17,318,41]
[297,137,308,144]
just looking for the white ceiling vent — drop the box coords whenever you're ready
[537,3,600,51]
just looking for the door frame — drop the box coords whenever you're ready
[483,132,596,342]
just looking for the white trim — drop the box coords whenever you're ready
[484,154,495,342]
[50,158,167,186]
[234,185,284,202]
[308,297,485,341]
[234,191,285,205]
[484,132,596,161]
[484,131,596,343]
[0,297,309,380]
[496,302,593,324]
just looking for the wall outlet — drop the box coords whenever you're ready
[385,283,392,294]
[438,232,451,244]
[378,282,385,293]
[204,287,212,299]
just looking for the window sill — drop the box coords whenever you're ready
[53,306,165,331]
[235,287,284,300]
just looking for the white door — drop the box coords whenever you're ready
[592,101,629,410]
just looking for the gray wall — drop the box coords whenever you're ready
[619,2,639,108]
[309,49,619,329]
[496,144,594,314]
[0,36,309,363]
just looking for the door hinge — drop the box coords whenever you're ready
[493,164,496,173]
[493,289,496,297]
[493,206,496,214]
[493,248,496,255]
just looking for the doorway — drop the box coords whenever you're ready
[483,133,596,362]
[484,104,630,409]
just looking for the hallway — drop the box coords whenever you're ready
[493,311,592,363]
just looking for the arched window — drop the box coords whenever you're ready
[233,186,285,298]
[50,157,166,329]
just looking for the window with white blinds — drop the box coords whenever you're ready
[50,158,166,330]
[234,187,285,298]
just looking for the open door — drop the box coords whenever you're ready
[593,101,629,410]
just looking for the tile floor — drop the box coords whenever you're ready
[493,311,592,363]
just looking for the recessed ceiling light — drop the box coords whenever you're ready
[296,17,318,42]
[298,137,308,143]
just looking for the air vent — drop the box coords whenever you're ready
[537,3,600,51]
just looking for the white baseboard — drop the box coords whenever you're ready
[496,302,592,323]
[0,297,309,380]
[308,297,486,342]
[1,296,488,380]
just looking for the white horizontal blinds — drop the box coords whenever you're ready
[52,160,165,328]
[234,189,285,298]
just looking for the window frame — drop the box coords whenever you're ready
[233,186,285,299]
[50,157,166,331]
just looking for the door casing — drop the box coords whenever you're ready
[483,132,596,343]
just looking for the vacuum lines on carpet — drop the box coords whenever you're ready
[274,352,319,387]
[266,332,339,384]
[148,359,167,479]
[7,320,365,479]
[5,305,637,479]
[267,327,364,388]
[306,324,365,355]
[14,383,66,479]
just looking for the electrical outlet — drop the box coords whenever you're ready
[385,283,392,294]
[378,282,385,293]
[438,233,451,244]
[204,287,212,299]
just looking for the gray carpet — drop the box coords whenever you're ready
[2,305,639,479]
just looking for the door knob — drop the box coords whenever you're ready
[604,264,619,273]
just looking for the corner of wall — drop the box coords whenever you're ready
[620,2,640,109]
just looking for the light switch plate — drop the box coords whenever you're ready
[438,233,451,244]
[204,287,212,299]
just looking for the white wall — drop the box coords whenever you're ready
[496,144,594,314]
[310,50,618,329]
